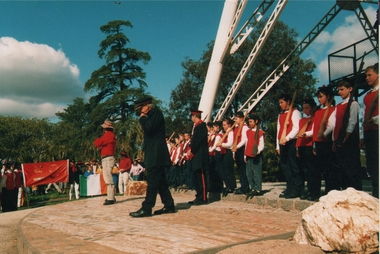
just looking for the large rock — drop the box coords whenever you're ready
[125,180,147,196]
[293,188,379,253]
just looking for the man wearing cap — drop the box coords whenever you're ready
[118,151,132,194]
[187,109,209,205]
[94,120,117,205]
[129,96,175,217]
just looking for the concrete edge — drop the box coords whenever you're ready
[17,208,42,254]
[185,231,295,254]
[171,189,315,212]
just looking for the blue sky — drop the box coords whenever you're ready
[0,0,377,121]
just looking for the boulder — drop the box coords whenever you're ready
[293,188,379,253]
[125,180,147,196]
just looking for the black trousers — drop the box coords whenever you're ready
[142,166,175,211]
[336,130,362,191]
[279,139,303,196]
[1,188,18,213]
[222,149,237,190]
[297,146,315,193]
[192,167,208,201]
[208,152,224,193]
[311,141,339,197]
[364,129,379,198]
[235,146,250,192]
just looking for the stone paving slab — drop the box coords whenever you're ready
[18,186,305,254]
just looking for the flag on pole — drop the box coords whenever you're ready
[22,159,69,187]
[79,174,107,196]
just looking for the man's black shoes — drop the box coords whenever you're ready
[153,207,176,215]
[188,199,208,205]
[103,199,116,205]
[300,192,311,200]
[129,208,152,218]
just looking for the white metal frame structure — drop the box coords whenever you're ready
[205,0,378,120]
[198,0,276,122]
[212,0,288,121]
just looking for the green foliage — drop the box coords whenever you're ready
[84,20,151,123]
[0,116,54,163]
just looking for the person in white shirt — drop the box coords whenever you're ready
[130,160,144,181]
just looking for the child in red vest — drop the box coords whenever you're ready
[244,113,265,196]
[311,86,337,199]
[332,80,362,191]
[276,93,302,199]
[296,98,316,201]
[360,63,379,198]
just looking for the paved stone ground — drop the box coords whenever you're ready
[15,182,310,254]
[7,181,373,253]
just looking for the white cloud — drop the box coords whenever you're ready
[0,98,65,119]
[0,37,84,119]
[307,6,377,84]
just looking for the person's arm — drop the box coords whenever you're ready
[236,125,249,149]
[209,135,220,152]
[257,133,265,154]
[222,132,233,149]
[286,110,301,140]
[324,108,335,137]
[346,101,359,133]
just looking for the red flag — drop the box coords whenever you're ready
[22,159,69,186]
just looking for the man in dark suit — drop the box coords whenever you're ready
[187,109,209,205]
[129,96,175,217]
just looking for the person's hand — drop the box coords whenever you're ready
[359,139,365,150]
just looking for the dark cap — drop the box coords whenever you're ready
[190,109,203,115]
[134,96,153,110]
[234,111,244,118]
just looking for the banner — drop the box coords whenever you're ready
[22,159,69,186]
[79,174,107,196]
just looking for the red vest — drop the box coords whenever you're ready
[334,102,349,141]
[245,129,264,157]
[296,117,313,147]
[208,134,216,156]
[363,90,379,131]
[14,170,22,188]
[5,172,15,190]
[220,133,227,155]
[170,147,177,163]
[277,110,294,140]
[233,123,247,145]
[183,141,192,161]
[312,106,335,142]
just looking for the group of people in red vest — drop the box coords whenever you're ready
[276,63,379,201]
[0,161,23,212]
[166,63,378,203]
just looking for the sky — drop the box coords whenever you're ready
[0,0,377,122]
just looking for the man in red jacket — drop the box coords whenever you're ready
[94,120,117,205]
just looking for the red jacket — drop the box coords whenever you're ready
[94,131,116,157]
[119,157,132,172]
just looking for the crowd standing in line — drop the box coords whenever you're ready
[0,63,378,213]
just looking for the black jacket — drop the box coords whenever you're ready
[139,106,171,169]
[190,121,209,171]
